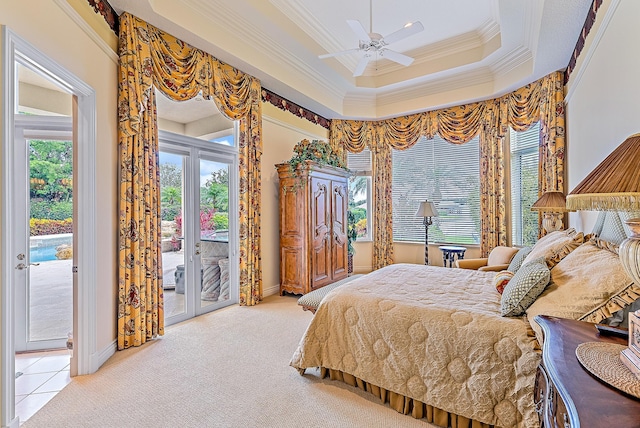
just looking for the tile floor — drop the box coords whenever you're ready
[15,350,71,424]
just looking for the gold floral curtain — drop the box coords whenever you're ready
[117,13,263,350]
[330,71,565,261]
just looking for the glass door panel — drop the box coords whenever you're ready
[198,159,230,311]
[159,151,187,321]
[24,138,73,351]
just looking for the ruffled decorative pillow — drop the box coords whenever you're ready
[522,228,585,269]
[526,240,639,335]
[501,257,550,317]
[494,270,515,294]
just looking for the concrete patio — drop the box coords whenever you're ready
[26,249,212,347]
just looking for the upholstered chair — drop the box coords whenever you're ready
[455,246,519,272]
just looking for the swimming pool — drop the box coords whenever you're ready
[29,233,73,263]
[30,245,60,263]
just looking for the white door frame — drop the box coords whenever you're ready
[159,130,239,326]
[1,27,98,427]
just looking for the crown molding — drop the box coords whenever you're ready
[491,45,532,78]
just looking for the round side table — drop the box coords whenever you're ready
[438,246,466,268]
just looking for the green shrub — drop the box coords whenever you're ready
[30,218,73,236]
[213,212,229,230]
[161,205,181,221]
[30,201,73,220]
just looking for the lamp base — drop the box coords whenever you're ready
[542,212,563,234]
[619,219,640,286]
[618,220,640,381]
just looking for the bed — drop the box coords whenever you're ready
[290,212,640,428]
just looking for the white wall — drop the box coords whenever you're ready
[565,0,637,232]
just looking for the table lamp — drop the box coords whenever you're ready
[415,200,438,265]
[566,133,640,383]
[530,191,572,233]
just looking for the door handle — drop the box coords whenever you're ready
[15,262,40,270]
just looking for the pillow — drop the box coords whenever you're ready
[494,270,515,294]
[526,240,638,327]
[598,212,627,244]
[522,228,584,269]
[501,257,550,317]
[507,246,532,274]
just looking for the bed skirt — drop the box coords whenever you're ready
[318,367,493,428]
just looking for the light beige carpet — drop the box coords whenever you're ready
[23,295,436,428]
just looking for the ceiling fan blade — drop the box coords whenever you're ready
[380,49,414,67]
[347,19,371,42]
[382,21,424,46]
[353,55,371,77]
[319,48,360,59]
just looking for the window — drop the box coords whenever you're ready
[392,135,480,244]
[510,122,540,246]
[347,149,372,241]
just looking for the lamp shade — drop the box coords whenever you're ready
[530,191,571,212]
[567,133,640,211]
[416,201,438,217]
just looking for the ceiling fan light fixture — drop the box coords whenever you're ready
[319,6,424,77]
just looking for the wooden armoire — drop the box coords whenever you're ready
[276,161,349,295]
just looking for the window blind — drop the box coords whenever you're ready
[347,148,372,174]
[392,135,480,244]
[510,123,540,246]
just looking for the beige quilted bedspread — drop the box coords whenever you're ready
[290,264,541,428]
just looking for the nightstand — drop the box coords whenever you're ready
[534,315,640,428]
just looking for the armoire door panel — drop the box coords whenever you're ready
[280,247,305,294]
[311,177,330,234]
[282,188,304,237]
[311,240,331,289]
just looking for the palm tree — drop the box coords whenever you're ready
[161,186,181,205]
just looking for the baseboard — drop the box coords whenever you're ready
[263,284,280,297]
[354,265,373,274]
[91,339,117,373]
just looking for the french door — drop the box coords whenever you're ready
[13,116,73,352]
[159,131,238,325]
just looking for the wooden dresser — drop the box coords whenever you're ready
[276,161,349,296]
[534,315,640,428]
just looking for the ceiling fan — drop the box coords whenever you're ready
[318,0,424,77]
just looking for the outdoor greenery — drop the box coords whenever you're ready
[347,210,358,255]
[30,218,73,236]
[29,139,73,235]
[348,176,368,238]
[160,163,230,240]
[519,161,539,246]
